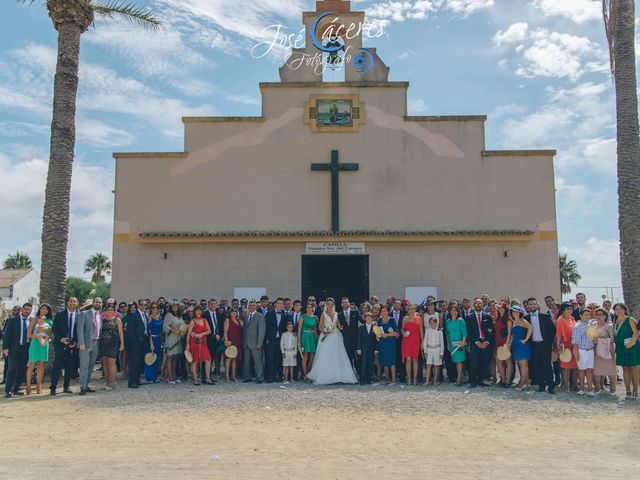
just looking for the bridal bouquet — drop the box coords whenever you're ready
[321,323,336,342]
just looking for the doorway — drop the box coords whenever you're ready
[301,255,369,306]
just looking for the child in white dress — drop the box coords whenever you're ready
[280,321,297,383]
[423,317,445,385]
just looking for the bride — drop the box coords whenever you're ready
[306,298,358,385]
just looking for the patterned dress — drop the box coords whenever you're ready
[99,318,120,358]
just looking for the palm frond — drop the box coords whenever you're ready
[16,0,42,5]
[92,1,163,31]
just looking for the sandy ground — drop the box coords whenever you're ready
[1,374,639,479]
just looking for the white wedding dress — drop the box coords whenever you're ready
[306,311,358,385]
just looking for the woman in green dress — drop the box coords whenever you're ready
[613,303,640,398]
[445,304,467,387]
[297,302,318,380]
[26,304,53,395]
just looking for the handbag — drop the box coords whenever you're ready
[595,338,612,359]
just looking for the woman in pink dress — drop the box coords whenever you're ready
[401,304,421,386]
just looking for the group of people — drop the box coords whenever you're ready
[1,291,639,399]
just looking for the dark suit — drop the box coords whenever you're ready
[525,311,556,391]
[3,315,31,395]
[50,309,79,391]
[264,309,287,382]
[338,308,362,369]
[465,311,495,386]
[125,311,148,386]
[357,323,377,385]
[203,309,222,379]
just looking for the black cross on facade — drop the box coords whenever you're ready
[311,150,359,233]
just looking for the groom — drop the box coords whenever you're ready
[338,297,361,371]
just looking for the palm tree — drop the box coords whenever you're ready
[3,251,33,269]
[604,0,640,316]
[85,252,112,283]
[559,254,582,296]
[17,1,161,309]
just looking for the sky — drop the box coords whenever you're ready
[0,0,629,302]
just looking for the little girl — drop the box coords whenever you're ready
[280,321,297,383]
[423,317,445,385]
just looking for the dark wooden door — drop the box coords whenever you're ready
[301,255,369,306]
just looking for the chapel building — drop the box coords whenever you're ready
[111,0,560,305]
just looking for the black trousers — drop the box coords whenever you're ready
[50,346,77,390]
[2,353,8,382]
[469,344,490,385]
[359,352,374,385]
[531,342,554,390]
[4,345,29,394]
[264,339,282,382]
[128,343,144,386]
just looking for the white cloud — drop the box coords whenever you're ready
[0,149,114,279]
[532,0,601,24]
[561,238,620,268]
[364,0,493,22]
[1,43,217,139]
[515,29,607,81]
[409,98,428,113]
[77,118,135,148]
[493,22,528,46]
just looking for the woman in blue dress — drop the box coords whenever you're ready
[144,303,164,383]
[445,305,467,387]
[377,305,399,384]
[510,304,532,391]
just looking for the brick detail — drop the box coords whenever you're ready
[316,0,351,13]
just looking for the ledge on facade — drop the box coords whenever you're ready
[404,115,487,122]
[259,81,409,89]
[112,152,188,159]
[482,149,557,157]
[182,116,264,123]
[139,230,534,239]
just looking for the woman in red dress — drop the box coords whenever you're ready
[223,309,244,382]
[401,304,421,386]
[186,306,212,385]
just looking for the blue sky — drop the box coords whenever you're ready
[0,0,626,301]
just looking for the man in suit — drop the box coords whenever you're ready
[525,297,557,394]
[1,305,21,385]
[203,299,221,384]
[264,298,287,383]
[242,300,266,383]
[76,297,103,395]
[50,297,80,395]
[126,302,148,388]
[259,295,270,316]
[572,292,586,321]
[338,297,361,371]
[2,303,33,398]
[356,312,378,385]
[390,299,406,382]
[465,298,495,387]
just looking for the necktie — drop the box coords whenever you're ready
[20,317,27,345]
[93,312,100,340]
[141,312,147,335]
[248,313,253,324]
[346,310,350,326]
[295,313,299,328]
[69,312,74,341]
[477,313,484,340]
[212,312,217,334]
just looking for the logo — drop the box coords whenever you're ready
[250,12,384,76]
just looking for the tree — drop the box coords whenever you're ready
[559,254,582,296]
[64,276,93,302]
[3,251,33,269]
[604,0,640,316]
[85,252,111,283]
[17,1,161,309]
